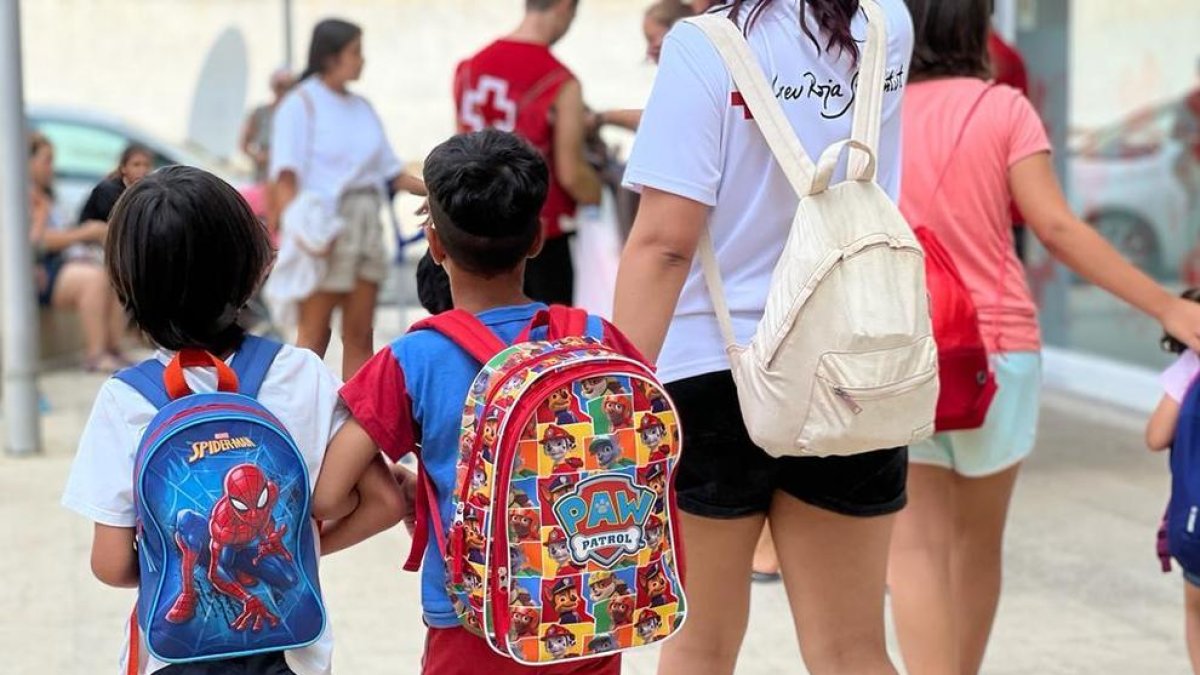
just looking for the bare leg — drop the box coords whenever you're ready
[771,492,898,675]
[952,464,1021,675]
[105,291,129,356]
[339,278,379,379]
[296,291,342,360]
[1186,581,1200,674]
[888,464,960,675]
[656,512,763,675]
[52,262,121,369]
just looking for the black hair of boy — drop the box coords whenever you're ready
[1164,288,1200,354]
[416,249,454,315]
[423,130,549,277]
[106,165,274,355]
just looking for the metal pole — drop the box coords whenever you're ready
[0,0,42,456]
[283,0,294,71]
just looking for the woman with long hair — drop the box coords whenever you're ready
[29,133,129,372]
[889,2,1200,673]
[271,18,425,378]
[78,143,154,226]
[614,2,913,673]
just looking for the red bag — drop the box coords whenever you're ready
[916,226,997,431]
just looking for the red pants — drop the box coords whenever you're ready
[422,627,621,675]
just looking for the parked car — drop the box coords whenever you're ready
[27,105,252,222]
[1067,98,1196,280]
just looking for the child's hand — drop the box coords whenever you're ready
[391,463,419,535]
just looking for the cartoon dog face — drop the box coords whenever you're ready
[589,575,616,602]
[588,634,617,654]
[552,586,580,615]
[588,436,622,468]
[542,436,575,462]
[610,597,634,626]
[646,523,664,550]
[603,396,631,427]
[636,614,662,642]
[509,512,537,541]
[580,377,610,399]
[544,633,575,659]
[548,538,571,566]
[639,422,665,449]
[510,607,539,639]
[547,388,572,412]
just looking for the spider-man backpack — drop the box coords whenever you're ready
[1165,373,1200,577]
[115,336,325,664]
[404,307,687,664]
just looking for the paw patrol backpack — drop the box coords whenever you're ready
[403,306,687,664]
[116,337,325,665]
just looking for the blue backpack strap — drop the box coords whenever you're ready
[114,360,171,410]
[231,335,283,399]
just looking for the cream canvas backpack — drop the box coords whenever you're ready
[686,2,937,458]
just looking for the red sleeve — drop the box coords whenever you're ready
[340,349,417,462]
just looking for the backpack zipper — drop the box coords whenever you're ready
[1189,506,1197,534]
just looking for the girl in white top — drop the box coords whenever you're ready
[617,1,912,673]
[271,18,426,379]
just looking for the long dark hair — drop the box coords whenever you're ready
[727,0,861,65]
[107,143,153,181]
[905,0,993,82]
[299,19,362,81]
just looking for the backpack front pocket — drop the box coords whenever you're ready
[799,338,939,457]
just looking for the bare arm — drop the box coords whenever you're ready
[313,419,385,520]
[553,79,602,206]
[240,112,258,159]
[320,454,410,555]
[612,187,709,361]
[272,170,298,232]
[595,109,643,132]
[1146,395,1181,451]
[91,524,138,588]
[391,172,427,197]
[1011,152,1200,350]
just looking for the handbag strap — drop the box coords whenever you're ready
[297,88,316,184]
[929,84,995,203]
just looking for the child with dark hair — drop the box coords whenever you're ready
[79,143,155,225]
[416,250,454,315]
[1148,287,1200,674]
[314,130,622,674]
[62,166,408,675]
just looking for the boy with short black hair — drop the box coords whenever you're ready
[314,130,621,674]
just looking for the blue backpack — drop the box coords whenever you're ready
[1167,377,1200,575]
[116,336,325,664]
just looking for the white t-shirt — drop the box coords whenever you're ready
[269,77,404,209]
[623,0,913,383]
[61,344,347,675]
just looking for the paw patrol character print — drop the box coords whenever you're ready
[546,388,578,425]
[587,633,618,655]
[609,595,635,627]
[513,584,536,607]
[463,510,486,565]
[510,544,539,576]
[603,395,633,430]
[588,570,631,603]
[480,412,502,461]
[541,474,578,516]
[509,488,534,509]
[638,561,676,608]
[509,510,539,542]
[644,514,665,555]
[510,605,540,641]
[458,430,477,462]
[467,465,490,508]
[541,624,578,660]
[463,566,484,601]
[541,425,582,473]
[579,376,614,401]
[545,526,584,574]
[639,462,667,513]
[588,435,634,470]
[635,609,664,644]
[637,413,672,462]
[636,380,670,413]
[546,577,592,624]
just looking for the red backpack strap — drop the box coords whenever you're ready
[409,309,508,365]
[517,305,590,342]
[403,457,448,572]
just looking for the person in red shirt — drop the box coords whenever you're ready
[453,0,601,306]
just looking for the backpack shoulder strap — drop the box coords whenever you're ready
[848,0,889,181]
[684,14,816,197]
[231,335,284,399]
[517,305,590,342]
[408,309,508,365]
[113,360,170,410]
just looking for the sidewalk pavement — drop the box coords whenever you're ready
[1,309,1190,673]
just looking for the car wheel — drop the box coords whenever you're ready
[1088,211,1162,279]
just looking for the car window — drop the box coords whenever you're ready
[1091,104,1176,159]
[32,119,132,183]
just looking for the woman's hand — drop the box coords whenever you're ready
[1160,297,1200,353]
[79,220,108,243]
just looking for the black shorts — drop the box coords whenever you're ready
[666,371,908,519]
[157,653,295,674]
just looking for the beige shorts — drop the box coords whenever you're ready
[319,189,388,293]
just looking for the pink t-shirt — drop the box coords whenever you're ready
[1163,351,1200,403]
[900,78,1051,353]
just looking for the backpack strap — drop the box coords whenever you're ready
[408,309,508,365]
[114,360,171,410]
[403,458,448,572]
[231,335,283,399]
[848,0,889,181]
[517,305,590,342]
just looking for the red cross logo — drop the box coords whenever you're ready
[731,91,754,120]
[461,75,517,132]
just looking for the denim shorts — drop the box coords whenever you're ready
[665,371,908,519]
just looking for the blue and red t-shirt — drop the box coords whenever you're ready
[340,303,612,627]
